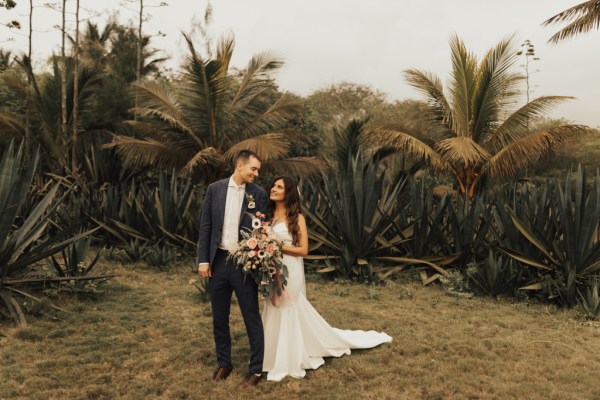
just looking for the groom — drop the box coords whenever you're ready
[197,150,268,388]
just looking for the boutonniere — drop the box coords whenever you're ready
[245,192,256,209]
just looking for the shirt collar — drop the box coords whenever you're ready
[228,176,246,191]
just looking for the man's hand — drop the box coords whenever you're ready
[198,263,211,279]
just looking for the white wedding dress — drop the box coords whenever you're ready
[262,223,392,382]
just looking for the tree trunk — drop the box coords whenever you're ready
[72,0,80,171]
[134,0,143,122]
[61,0,67,141]
[25,0,32,149]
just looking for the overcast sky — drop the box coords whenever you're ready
[3,0,599,127]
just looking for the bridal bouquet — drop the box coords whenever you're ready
[230,213,288,305]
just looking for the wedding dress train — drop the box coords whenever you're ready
[262,223,392,382]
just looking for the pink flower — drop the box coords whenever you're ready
[266,244,275,255]
[248,250,256,258]
[246,237,258,249]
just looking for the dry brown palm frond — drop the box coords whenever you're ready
[364,124,446,170]
[182,147,222,176]
[543,0,600,43]
[482,124,589,177]
[483,96,574,154]
[223,133,290,162]
[0,111,25,136]
[435,136,491,166]
[263,157,327,178]
[103,136,188,171]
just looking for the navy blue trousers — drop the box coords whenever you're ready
[209,249,264,373]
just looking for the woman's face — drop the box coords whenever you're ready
[270,179,286,202]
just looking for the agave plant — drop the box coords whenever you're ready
[467,250,521,298]
[500,166,600,306]
[579,277,600,319]
[303,119,412,279]
[95,171,203,252]
[0,141,103,325]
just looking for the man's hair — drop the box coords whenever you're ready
[236,149,261,166]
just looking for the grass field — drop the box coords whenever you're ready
[1,261,600,400]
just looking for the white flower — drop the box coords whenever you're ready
[252,218,261,229]
[248,201,256,209]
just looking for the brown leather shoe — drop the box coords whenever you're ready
[213,366,233,381]
[237,373,263,388]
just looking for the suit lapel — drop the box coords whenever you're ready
[239,184,250,230]
[216,179,228,224]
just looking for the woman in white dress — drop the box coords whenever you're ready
[262,176,392,382]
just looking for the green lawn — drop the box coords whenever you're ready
[1,262,600,400]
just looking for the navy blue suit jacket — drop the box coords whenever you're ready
[197,178,268,266]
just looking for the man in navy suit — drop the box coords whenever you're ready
[197,150,268,388]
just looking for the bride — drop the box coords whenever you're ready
[262,176,392,382]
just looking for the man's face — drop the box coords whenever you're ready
[237,156,261,184]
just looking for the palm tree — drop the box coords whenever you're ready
[543,0,600,43]
[105,33,322,182]
[367,35,587,198]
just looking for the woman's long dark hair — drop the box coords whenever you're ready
[267,176,302,245]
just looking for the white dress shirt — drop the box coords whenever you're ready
[219,177,246,251]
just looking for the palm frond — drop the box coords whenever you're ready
[482,125,589,177]
[543,1,600,43]
[236,95,301,139]
[448,34,478,138]
[404,69,454,131]
[434,136,491,166]
[182,147,222,176]
[181,33,225,146]
[263,157,326,178]
[471,34,521,142]
[483,96,574,154]
[230,52,284,109]
[363,124,446,170]
[216,33,235,77]
[104,136,189,171]
[123,120,204,152]
[130,82,198,144]
[223,133,290,162]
